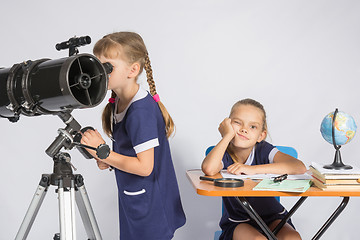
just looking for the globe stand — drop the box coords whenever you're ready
[323,108,353,170]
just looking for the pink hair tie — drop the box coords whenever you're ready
[153,94,160,103]
[108,97,116,104]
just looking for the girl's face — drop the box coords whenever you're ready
[98,54,133,91]
[229,104,266,149]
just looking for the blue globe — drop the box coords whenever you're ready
[320,111,357,146]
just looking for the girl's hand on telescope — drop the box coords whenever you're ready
[81,129,106,158]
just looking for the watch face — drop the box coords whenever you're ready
[97,143,110,159]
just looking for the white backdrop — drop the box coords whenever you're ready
[1,1,360,239]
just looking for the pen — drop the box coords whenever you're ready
[273,174,288,183]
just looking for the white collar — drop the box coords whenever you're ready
[244,146,255,165]
[113,87,148,123]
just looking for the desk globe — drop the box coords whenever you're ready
[320,108,357,169]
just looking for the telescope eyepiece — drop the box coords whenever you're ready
[75,36,91,46]
[103,62,113,74]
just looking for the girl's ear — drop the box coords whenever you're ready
[128,62,140,78]
[257,130,267,143]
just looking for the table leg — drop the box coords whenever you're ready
[273,196,308,235]
[235,197,278,240]
[311,197,349,240]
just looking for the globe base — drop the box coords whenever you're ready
[323,163,353,170]
[323,149,353,170]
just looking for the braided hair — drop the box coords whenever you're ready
[93,32,175,138]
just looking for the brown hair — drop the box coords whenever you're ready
[93,32,175,138]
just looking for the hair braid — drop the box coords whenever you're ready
[102,91,116,138]
[143,53,175,138]
[144,54,157,96]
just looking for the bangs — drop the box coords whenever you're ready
[93,38,121,59]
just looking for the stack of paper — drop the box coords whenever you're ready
[220,170,312,180]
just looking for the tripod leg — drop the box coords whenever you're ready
[75,175,103,240]
[15,175,50,240]
[58,178,77,240]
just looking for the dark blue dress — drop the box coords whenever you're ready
[112,88,186,240]
[219,141,294,240]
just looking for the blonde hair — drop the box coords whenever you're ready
[230,98,267,133]
[93,32,175,138]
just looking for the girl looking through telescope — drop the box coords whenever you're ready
[80,32,186,240]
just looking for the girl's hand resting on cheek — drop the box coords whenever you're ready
[218,118,236,140]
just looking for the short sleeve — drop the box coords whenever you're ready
[253,141,276,165]
[125,107,159,154]
[268,148,279,163]
[222,151,234,169]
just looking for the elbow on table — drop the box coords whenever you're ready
[202,164,220,177]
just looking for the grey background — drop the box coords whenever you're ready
[1,1,360,239]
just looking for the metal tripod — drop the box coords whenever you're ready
[15,111,103,240]
[15,153,102,240]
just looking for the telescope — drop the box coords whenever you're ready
[5,36,112,240]
[0,35,113,159]
[0,35,112,122]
